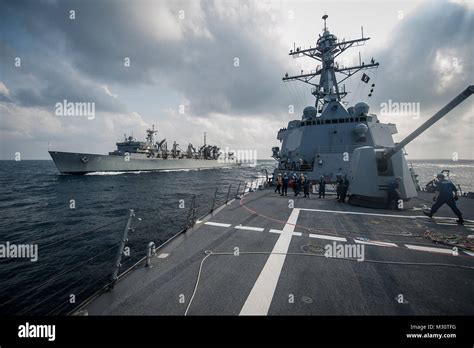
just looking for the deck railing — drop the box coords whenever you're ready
[0,174,269,316]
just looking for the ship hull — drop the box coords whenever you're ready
[49,151,238,174]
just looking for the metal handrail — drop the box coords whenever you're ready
[69,177,267,315]
[110,209,134,288]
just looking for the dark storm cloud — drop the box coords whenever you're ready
[1,0,127,113]
[371,0,473,112]
[1,0,472,121]
[1,0,295,117]
[364,0,474,155]
[9,58,125,113]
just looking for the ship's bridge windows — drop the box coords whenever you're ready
[367,116,373,122]
[317,120,321,125]
[325,120,331,124]
[338,118,345,123]
[360,116,367,122]
[354,117,359,122]
[331,119,338,124]
[350,117,354,122]
[312,120,316,125]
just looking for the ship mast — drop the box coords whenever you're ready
[283,15,379,112]
[146,124,157,144]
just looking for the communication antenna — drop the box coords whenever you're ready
[322,14,328,31]
[283,14,379,111]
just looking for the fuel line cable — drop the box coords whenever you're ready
[184,249,474,315]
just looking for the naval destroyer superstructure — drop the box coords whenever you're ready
[49,126,237,174]
[271,15,473,206]
[272,15,384,182]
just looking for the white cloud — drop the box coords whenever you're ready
[433,49,464,93]
[0,81,11,97]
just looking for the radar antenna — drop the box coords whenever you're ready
[283,15,379,112]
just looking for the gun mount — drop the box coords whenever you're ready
[349,85,473,207]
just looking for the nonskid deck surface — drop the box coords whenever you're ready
[84,189,474,315]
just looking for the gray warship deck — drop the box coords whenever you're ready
[83,189,474,315]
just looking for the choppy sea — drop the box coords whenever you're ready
[0,159,472,315]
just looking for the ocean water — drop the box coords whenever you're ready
[0,160,275,315]
[0,159,472,315]
[408,159,474,193]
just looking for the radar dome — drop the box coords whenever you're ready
[354,123,368,136]
[302,106,317,119]
[354,102,369,116]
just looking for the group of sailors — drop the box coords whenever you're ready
[274,173,350,202]
[273,171,464,224]
[274,173,311,198]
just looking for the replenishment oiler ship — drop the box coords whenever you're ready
[49,126,238,174]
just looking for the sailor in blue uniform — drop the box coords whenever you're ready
[293,173,300,196]
[303,175,310,198]
[339,176,349,203]
[318,176,326,198]
[281,173,289,196]
[424,173,464,224]
[386,177,401,210]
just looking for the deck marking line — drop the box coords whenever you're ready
[234,225,264,232]
[157,253,169,259]
[354,239,398,248]
[404,244,453,255]
[204,222,231,228]
[240,208,300,316]
[269,229,302,237]
[299,208,420,219]
[309,233,347,242]
[463,251,474,257]
[298,208,471,222]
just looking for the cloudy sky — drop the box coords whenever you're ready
[0,0,473,160]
